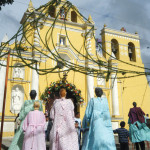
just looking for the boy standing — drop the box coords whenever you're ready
[75,112,81,129]
[75,112,81,149]
[113,121,129,150]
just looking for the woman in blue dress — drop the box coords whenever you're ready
[82,87,116,150]
[9,90,43,150]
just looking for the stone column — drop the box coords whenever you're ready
[85,32,94,101]
[31,63,39,100]
[31,21,41,100]
[34,23,40,47]
[86,35,92,54]
[87,74,94,102]
[0,61,6,112]
[111,73,119,116]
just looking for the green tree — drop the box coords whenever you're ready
[0,0,14,10]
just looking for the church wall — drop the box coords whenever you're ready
[101,27,150,129]
[0,56,33,136]
[120,74,150,128]
[40,24,86,54]
[102,28,142,63]
[2,0,150,137]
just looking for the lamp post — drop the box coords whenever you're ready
[0,50,10,150]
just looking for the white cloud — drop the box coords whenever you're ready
[0,0,150,70]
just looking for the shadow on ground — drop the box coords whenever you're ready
[1,144,8,150]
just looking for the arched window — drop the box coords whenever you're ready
[60,7,66,19]
[49,5,55,18]
[13,63,25,79]
[111,39,119,59]
[11,85,24,114]
[128,42,136,62]
[71,11,77,23]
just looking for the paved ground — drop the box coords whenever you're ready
[1,138,49,150]
[1,137,12,150]
[1,136,150,150]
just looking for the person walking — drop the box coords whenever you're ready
[22,101,46,150]
[46,118,53,141]
[128,102,150,150]
[113,121,129,150]
[82,87,116,150]
[9,90,43,150]
[49,88,78,150]
[75,112,81,148]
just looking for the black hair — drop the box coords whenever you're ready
[133,102,137,107]
[30,90,37,99]
[75,121,79,124]
[120,121,125,128]
[95,87,103,97]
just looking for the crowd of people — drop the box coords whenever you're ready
[9,88,150,150]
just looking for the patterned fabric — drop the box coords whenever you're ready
[82,97,116,150]
[49,98,78,150]
[113,128,129,143]
[8,100,43,150]
[22,110,46,150]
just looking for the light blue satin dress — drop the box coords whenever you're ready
[82,97,116,150]
[8,100,43,150]
[128,120,150,143]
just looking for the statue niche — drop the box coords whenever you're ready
[11,85,24,114]
[13,63,24,79]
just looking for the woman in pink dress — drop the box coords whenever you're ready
[49,88,78,150]
[22,101,46,150]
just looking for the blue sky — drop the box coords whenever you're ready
[0,0,150,76]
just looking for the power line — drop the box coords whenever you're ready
[12,0,150,45]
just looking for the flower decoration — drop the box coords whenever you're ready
[41,80,84,104]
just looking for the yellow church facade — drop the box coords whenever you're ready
[0,0,150,137]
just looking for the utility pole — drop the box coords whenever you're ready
[0,50,10,150]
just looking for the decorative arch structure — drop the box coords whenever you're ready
[111,39,119,59]
[41,80,84,113]
[49,46,85,69]
[60,7,67,19]
[13,62,25,79]
[128,42,136,62]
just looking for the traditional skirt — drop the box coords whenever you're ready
[129,121,150,143]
